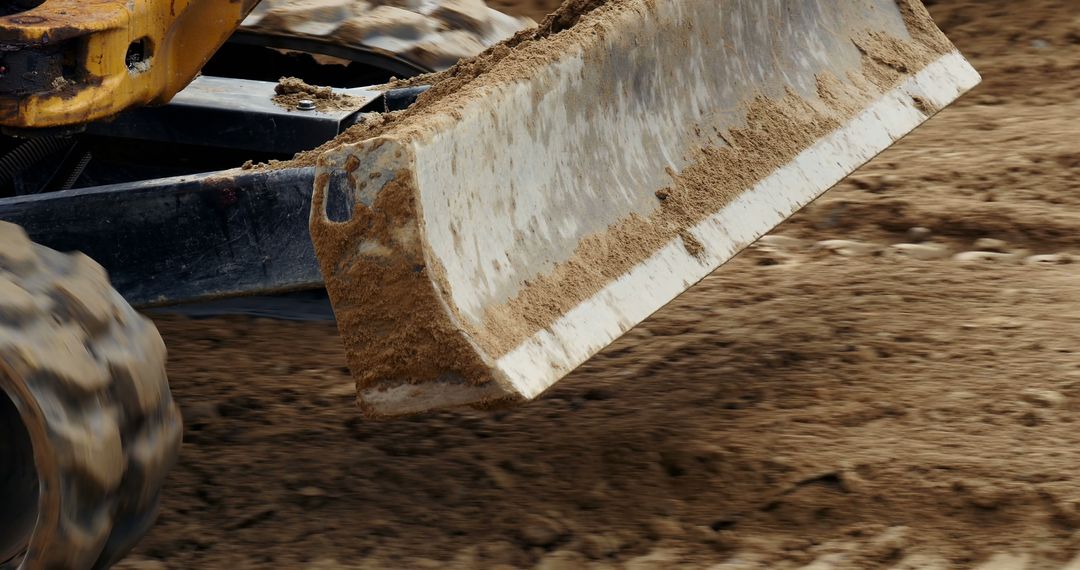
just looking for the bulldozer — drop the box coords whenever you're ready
[0,0,979,567]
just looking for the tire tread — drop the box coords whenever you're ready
[0,222,180,570]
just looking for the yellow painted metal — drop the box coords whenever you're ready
[0,0,260,128]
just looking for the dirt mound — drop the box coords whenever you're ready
[272,76,364,112]
[120,1,1080,568]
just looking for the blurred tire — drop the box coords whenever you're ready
[0,222,181,570]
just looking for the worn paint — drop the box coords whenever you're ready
[0,0,259,128]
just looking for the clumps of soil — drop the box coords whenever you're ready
[276,76,335,99]
[272,76,362,112]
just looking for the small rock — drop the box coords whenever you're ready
[1020,388,1067,408]
[889,243,950,260]
[449,545,481,568]
[876,174,902,191]
[1024,253,1073,266]
[205,325,238,340]
[952,251,1017,263]
[976,316,1025,329]
[625,549,681,570]
[323,382,356,398]
[479,540,525,566]
[906,226,932,242]
[973,238,1009,252]
[757,235,805,250]
[581,533,624,559]
[484,464,517,489]
[646,517,684,539]
[296,485,328,507]
[1047,493,1080,527]
[572,483,611,510]
[519,513,564,547]
[1019,408,1052,427]
[814,239,881,257]
[689,525,740,551]
[973,553,1031,570]
[798,553,850,570]
[962,481,1015,509]
[998,288,1035,301]
[863,526,910,559]
[535,550,588,570]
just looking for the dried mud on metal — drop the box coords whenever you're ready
[120,1,1080,568]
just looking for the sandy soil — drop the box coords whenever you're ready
[119,1,1080,568]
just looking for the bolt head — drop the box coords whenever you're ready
[297,99,317,111]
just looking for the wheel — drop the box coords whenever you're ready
[237,0,534,74]
[0,222,182,570]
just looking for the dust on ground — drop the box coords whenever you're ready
[120,0,1080,568]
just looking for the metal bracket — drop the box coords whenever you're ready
[0,166,335,307]
[86,76,382,155]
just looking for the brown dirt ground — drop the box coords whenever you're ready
[120,0,1080,568]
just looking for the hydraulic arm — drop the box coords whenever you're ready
[0,0,258,129]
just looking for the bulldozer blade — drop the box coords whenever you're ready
[311,0,980,417]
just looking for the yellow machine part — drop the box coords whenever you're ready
[0,0,259,128]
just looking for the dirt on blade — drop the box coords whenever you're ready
[118,1,1080,569]
[272,77,363,112]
